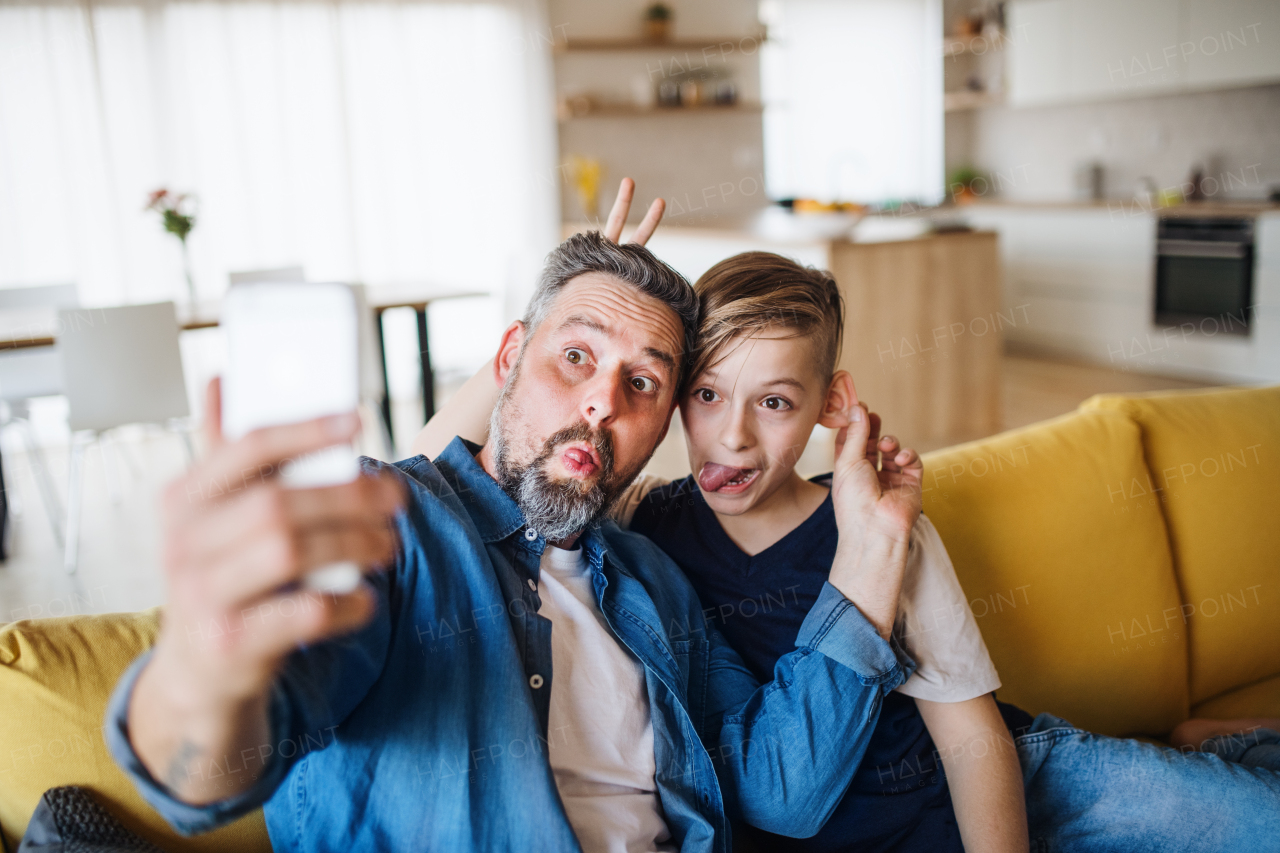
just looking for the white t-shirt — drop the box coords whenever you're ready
[537,545,677,853]
[613,475,1001,704]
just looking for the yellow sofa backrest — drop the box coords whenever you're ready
[1081,385,1280,708]
[0,610,271,852]
[3,385,1274,848]
[921,407,1189,738]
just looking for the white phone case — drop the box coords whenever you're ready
[222,281,364,594]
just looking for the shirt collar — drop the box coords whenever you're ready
[434,437,527,544]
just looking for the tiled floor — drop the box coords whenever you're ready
[0,356,1217,623]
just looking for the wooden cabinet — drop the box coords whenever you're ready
[830,232,1003,445]
[1182,0,1280,89]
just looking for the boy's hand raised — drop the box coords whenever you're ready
[827,402,924,639]
[831,402,923,539]
[603,178,666,246]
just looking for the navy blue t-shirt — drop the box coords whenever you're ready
[629,474,1031,853]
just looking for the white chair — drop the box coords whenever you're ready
[0,348,67,551]
[229,266,305,286]
[0,283,77,312]
[0,283,80,555]
[57,302,190,574]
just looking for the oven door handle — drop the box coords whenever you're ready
[1157,239,1248,259]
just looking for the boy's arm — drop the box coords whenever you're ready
[411,359,498,459]
[916,695,1030,853]
[700,579,911,837]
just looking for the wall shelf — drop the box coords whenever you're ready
[559,103,763,121]
[944,90,1004,111]
[556,35,767,53]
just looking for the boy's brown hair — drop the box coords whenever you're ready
[689,251,845,386]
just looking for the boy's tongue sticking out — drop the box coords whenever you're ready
[698,462,759,493]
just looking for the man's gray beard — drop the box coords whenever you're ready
[489,361,649,543]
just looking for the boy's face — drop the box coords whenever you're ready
[679,332,831,516]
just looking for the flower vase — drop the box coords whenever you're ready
[180,238,197,309]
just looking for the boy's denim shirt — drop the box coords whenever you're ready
[107,438,913,852]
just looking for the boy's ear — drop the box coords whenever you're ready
[493,321,526,385]
[817,370,858,429]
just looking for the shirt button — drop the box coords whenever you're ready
[529,674,544,689]
[526,578,537,591]
[524,528,538,541]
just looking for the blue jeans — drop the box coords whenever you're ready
[1019,714,1280,852]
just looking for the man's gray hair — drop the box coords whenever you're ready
[522,231,699,380]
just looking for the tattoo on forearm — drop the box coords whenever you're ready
[164,740,204,792]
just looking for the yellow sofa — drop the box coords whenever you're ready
[2,384,1277,852]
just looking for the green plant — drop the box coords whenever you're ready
[146,188,198,303]
[646,3,672,21]
[947,166,982,189]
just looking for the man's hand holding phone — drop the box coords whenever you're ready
[131,379,404,804]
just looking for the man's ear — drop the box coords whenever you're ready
[817,370,859,429]
[492,321,526,385]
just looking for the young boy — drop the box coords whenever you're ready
[415,189,1280,851]
[419,249,1030,850]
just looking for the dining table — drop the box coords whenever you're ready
[0,282,487,559]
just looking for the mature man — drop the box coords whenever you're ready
[107,225,920,851]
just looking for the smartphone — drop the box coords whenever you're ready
[222,281,364,594]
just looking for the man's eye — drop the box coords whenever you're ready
[565,348,585,364]
[762,396,791,411]
[631,376,657,393]
[696,388,718,403]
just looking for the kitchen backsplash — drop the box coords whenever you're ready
[947,82,1280,203]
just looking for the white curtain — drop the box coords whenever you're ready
[762,0,943,205]
[0,0,560,315]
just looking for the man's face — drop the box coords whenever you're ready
[482,272,684,543]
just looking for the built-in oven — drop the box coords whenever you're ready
[1154,216,1254,335]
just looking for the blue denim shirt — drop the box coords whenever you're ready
[107,438,912,852]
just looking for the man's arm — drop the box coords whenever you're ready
[699,576,911,837]
[917,695,1030,853]
[112,380,403,814]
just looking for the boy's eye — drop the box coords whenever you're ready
[631,376,656,393]
[762,396,791,411]
[565,348,586,364]
[696,388,719,403]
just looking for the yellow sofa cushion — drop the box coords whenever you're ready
[1082,385,1280,706]
[0,610,271,853]
[921,408,1188,738]
[1191,674,1280,720]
